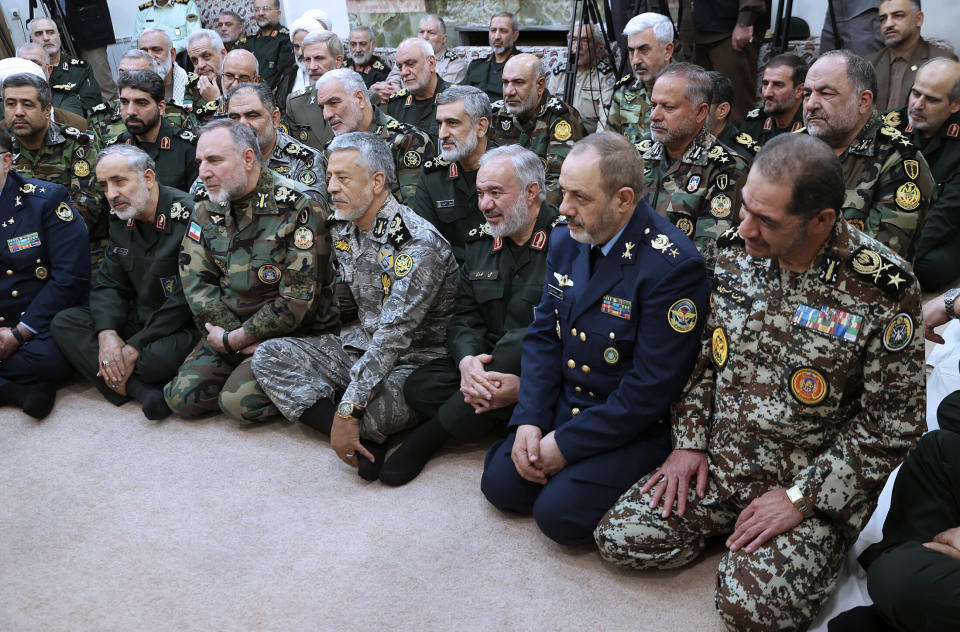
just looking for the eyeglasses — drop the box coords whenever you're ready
[223,73,255,83]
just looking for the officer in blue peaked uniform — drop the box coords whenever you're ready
[0,132,90,418]
[480,132,711,545]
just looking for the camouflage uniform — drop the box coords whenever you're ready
[605,75,652,145]
[638,132,751,270]
[49,56,102,116]
[163,168,336,422]
[546,60,617,134]
[252,196,459,442]
[267,130,326,199]
[595,220,926,631]
[106,119,198,192]
[87,100,199,146]
[385,75,452,139]
[488,91,586,206]
[739,106,804,149]
[345,55,392,89]
[283,85,335,154]
[365,107,435,206]
[807,111,936,261]
[12,121,107,261]
[239,26,294,87]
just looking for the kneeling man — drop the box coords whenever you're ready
[52,145,199,420]
[594,134,926,631]
[252,132,458,481]
[480,132,711,545]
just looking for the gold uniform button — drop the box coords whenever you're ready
[35,258,41,263]
[5,270,12,276]
[11,290,18,297]
[571,407,580,416]
[589,392,596,398]
[0,317,4,322]
[609,332,615,340]
[571,328,577,336]
[567,359,576,369]
[581,364,590,374]
[579,332,586,342]
[574,386,582,393]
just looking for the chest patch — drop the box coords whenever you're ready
[791,304,864,343]
[789,367,829,406]
[7,232,41,252]
[602,295,632,320]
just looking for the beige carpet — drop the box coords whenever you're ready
[1,381,725,632]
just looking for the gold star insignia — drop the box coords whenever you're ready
[887,272,906,288]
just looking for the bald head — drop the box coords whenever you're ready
[502,53,546,118]
[908,57,960,138]
[17,44,51,79]
[395,37,437,97]
[221,49,260,94]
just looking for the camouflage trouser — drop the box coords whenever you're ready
[251,334,419,443]
[163,340,278,423]
[594,473,850,632]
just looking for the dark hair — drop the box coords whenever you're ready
[754,134,844,220]
[766,53,808,87]
[707,71,733,105]
[491,11,519,33]
[2,73,51,109]
[568,131,646,200]
[219,10,242,22]
[226,82,276,112]
[117,69,165,104]
[817,50,878,98]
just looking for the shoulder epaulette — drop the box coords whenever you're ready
[289,85,312,99]
[273,183,305,205]
[717,226,745,248]
[193,185,209,202]
[552,62,567,76]
[51,83,76,91]
[388,88,408,101]
[707,143,731,163]
[372,60,386,71]
[62,126,90,145]
[491,99,506,111]
[734,132,760,154]
[550,215,567,228]
[881,110,905,129]
[544,96,567,114]
[614,73,632,89]
[880,125,918,152]
[168,200,191,222]
[423,156,451,172]
[104,135,121,146]
[466,222,493,242]
[90,102,109,114]
[68,58,86,67]
[138,1,153,9]
[237,36,248,44]
[278,26,290,35]
[284,141,312,160]
[187,72,200,86]
[18,181,51,197]
[179,129,196,142]
[597,60,613,75]
[745,108,761,119]
[848,246,911,300]
[174,0,188,4]
[387,212,413,249]
[636,138,654,154]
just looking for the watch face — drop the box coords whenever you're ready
[337,402,353,418]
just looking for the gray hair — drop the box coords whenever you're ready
[658,62,712,108]
[917,57,960,101]
[754,134,844,220]
[350,25,375,41]
[316,68,369,103]
[421,14,446,32]
[139,27,175,50]
[2,73,52,109]
[302,30,344,59]
[199,119,262,162]
[27,17,57,35]
[17,43,50,66]
[437,85,492,125]
[491,11,519,33]
[397,37,435,60]
[623,12,674,42]
[187,29,226,54]
[226,82,277,112]
[121,49,161,75]
[479,145,546,202]
[817,49,878,99]
[567,22,603,45]
[97,143,157,174]
[328,132,396,188]
[568,132,646,200]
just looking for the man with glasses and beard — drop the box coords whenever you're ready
[412,86,495,263]
[381,145,562,486]
[52,145,198,421]
[106,70,198,193]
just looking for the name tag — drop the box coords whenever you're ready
[436,199,455,209]
[547,283,564,299]
[472,270,498,280]
[714,277,753,308]
[7,232,40,252]
[791,304,863,343]
[113,247,129,256]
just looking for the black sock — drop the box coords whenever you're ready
[357,438,388,481]
[379,417,450,486]
[0,381,55,419]
[300,398,334,434]
[126,377,172,420]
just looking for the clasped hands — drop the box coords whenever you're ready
[97,329,139,395]
[510,424,568,484]
[459,354,519,414]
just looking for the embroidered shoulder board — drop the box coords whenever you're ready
[387,213,413,249]
[278,26,290,35]
[597,60,613,75]
[274,183,305,206]
[62,126,91,145]
[388,88,408,101]
[179,129,197,142]
[139,1,153,9]
[614,74,632,89]
[848,246,911,300]
[289,85,312,99]
[237,36,248,44]
[717,226,745,248]
[707,143,731,164]
[550,215,567,228]
[423,156,451,172]
[193,185,209,202]
[91,103,109,113]
[466,222,493,242]
[373,60,385,71]
[69,58,86,66]
[746,108,761,119]
[490,99,506,111]
[187,73,200,87]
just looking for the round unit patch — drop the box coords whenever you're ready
[710,194,732,218]
[883,312,914,352]
[676,217,694,236]
[553,120,572,141]
[667,298,698,333]
[293,226,314,249]
[73,159,90,177]
[789,367,828,406]
[257,264,281,284]
[402,151,422,168]
[896,182,921,210]
[394,253,414,278]
[711,327,728,369]
[298,170,317,186]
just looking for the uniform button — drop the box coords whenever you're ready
[589,392,596,398]
[567,359,576,369]
[11,290,18,297]
[571,328,577,336]
[5,270,11,276]
[574,386,582,393]
[609,332,615,340]
[554,309,558,315]
[581,364,590,374]
[571,407,580,416]
[579,332,586,342]
[35,258,41,263]
[0,317,4,322]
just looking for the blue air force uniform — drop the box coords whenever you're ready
[481,200,711,545]
[0,171,90,387]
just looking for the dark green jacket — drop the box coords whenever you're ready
[715,122,757,163]
[239,26,294,87]
[385,75,452,138]
[50,56,102,115]
[739,105,804,148]
[345,55,391,88]
[108,118,198,193]
[464,48,519,102]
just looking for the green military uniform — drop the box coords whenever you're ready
[464,48,520,102]
[12,121,106,261]
[385,75,452,139]
[163,168,335,422]
[404,204,563,439]
[489,91,586,206]
[638,132,751,270]
[345,55,391,89]
[888,108,960,289]
[49,56,102,116]
[547,60,617,134]
[715,121,758,162]
[88,99,199,147]
[239,26,294,88]
[813,111,936,261]
[135,0,201,54]
[740,105,804,149]
[107,118,198,193]
[366,107,435,206]
[50,85,85,118]
[283,85,335,154]
[51,185,200,406]
[267,130,326,198]
[606,74,652,145]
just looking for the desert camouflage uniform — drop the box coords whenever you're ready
[366,107,435,206]
[810,111,936,260]
[638,133,751,270]
[595,219,926,631]
[87,99,199,146]
[489,91,586,206]
[605,74,652,145]
[252,195,458,442]
[267,130,326,199]
[163,167,335,422]
[546,60,618,133]
[740,106,804,149]
[12,121,107,260]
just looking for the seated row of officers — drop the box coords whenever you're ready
[1,12,958,632]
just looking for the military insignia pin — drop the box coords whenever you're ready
[667,298,698,333]
[394,253,414,278]
[334,239,350,251]
[622,241,635,259]
[294,226,314,249]
[160,136,171,150]
[603,346,620,365]
[501,120,511,131]
[904,160,919,180]
[711,327,728,369]
[676,218,694,236]
[895,182,921,210]
[715,173,729,191]
[55,202,74,222]
[710,194,732,218]
[378,248,394,271]
[34,265,48,280]
[257,264,281,284]
[686,175,701,192]
[651,234,673,253]
[73,160,90,177]
[553,120,572,141]
[402,151,422,168]
[553,272,574,287]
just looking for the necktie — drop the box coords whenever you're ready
[589,245,603,276]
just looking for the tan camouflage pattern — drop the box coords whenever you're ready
[606,75,652,145]
[252,195,458,441]
[639,132,751,270]
[366,107,436,205]
[488,91,586,206]
[546,60,617,133]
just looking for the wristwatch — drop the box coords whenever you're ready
[786,485,814,519]
[336,401,365,419]
[944,288,960,320]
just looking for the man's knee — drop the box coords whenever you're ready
[480,436,535,514]
[594,504,704,570]
[530,484,596,546]
[868,544,960,631]
[219,362,276,423]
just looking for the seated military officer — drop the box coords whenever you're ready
[252,132,458,481]
[640,62,750,270]
[480,132,711,546]
[385,38,451,139]
[803,50,935,260]
[464,12,521,102]
[546,22,617,134]
[412,85,494,263]
[109,70,198,193]
[382,145,562,486]
[29,17,101,116]
[185,29,228,103]
[595,134,926,631]
[283,30,341,152]
[706,71,757,161]
[0,131,90,418]
[51,145,199,420]
[488,53,586,206]
[163,120,335,423]
[740,54,807,148]
[16,43,84,118]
